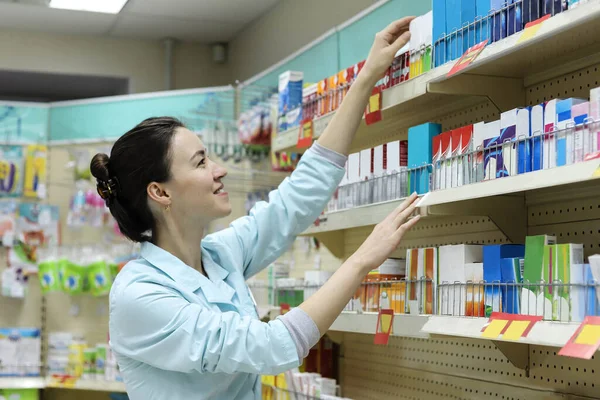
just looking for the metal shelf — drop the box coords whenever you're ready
[271,2,600,156]
[331,313,581,350]
[422,316,579,348]
[330,312,429,338]
[0,377,45,390]
[301,159,600,252]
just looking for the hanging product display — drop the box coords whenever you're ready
[0,145,24,198]
[23,144,47,199]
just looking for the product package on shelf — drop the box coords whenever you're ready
[0,328,41,377]
[482,244,525,317]
[438,244,482,316]
[408,123,441,194]
[406,247,438,315]
[278,71,303,132]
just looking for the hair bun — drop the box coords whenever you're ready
[90,153,111,182]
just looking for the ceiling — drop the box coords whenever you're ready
[0,0,281,43]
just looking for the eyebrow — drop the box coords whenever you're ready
[190,149,206,162]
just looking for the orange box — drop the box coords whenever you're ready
[328,75,339,112]
[317,78,329,117]
[365,271,381,312]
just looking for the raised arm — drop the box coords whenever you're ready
[317,16,414,155]
[205,18,415,279]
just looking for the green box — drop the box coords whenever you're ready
[83,348,96,377]
[61,260,85,295]
[0,389,39,400]
[522,235,556,317]
[555,243,584,321]
[96,344,108,377]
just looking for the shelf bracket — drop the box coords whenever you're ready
[428,74,525,113]
[492,341,530,377]
[313,231,346,259]
[421,194,527,244]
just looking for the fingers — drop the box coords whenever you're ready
[380,16,416,38]
[388,192,418,221]
[393,197,420,227]
[389,31,411,55]
[395,215,421,237]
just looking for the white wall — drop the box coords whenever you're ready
[229,0,376,82]
[0,29,232,94]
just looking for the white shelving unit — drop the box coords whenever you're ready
[0,377,45,390]
[329,312,580,350]
[275,2,600,398]
[272,2,600,156]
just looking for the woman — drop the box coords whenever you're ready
[92,17,420,400]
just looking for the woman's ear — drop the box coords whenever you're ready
[147,182,171,207]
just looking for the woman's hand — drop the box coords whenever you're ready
[361,16,415,84]
[348,192,421,272]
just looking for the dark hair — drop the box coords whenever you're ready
[90,117,185,242]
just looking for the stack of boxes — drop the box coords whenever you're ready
[433,0,586,66]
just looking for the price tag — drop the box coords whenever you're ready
[517,15,550,44]
[447,39,489,77]
[374,309,394,345]
[365,87,382,125]
[297,119,314,149]
[481,312,542,340]
[559,316,600,359]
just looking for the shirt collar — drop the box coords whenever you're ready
[140,242,230,292]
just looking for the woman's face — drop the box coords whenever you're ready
[164,127,231,222]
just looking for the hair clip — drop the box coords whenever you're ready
[97,177,120,205]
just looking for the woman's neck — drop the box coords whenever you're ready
[154,222,206,274]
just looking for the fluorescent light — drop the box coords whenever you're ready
[50,0,128,14]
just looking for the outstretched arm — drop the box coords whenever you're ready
[317,16,414,155]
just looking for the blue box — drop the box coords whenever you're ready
[530,103,545,171]
[476,0,492,42]
[556,98,587,166]
[483,245,525,316]
[278,71,303,116]
[461,0,477,52]
[522,0,541,25]
[516,107,532,174]
[501,257,524,314]
[491,0,507,43]
[408,122,442,194]
[542,0,566,16]
[507,0,523,36]
[446,0,462,61]
[433,0,447,66]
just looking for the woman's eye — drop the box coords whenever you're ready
[197,158,206,167]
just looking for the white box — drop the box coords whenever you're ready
[438,245,483,316]
[543,99,561,169]
[590,87,600,155]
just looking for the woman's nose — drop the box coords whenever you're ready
[213,163,227,180]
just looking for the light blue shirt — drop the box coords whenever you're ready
[109,146,345,400]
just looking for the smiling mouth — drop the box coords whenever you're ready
[214,185,225,194]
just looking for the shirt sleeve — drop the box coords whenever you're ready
[109,280,300,376]
[204,143,346,279]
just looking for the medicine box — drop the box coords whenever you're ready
[542,0,566,16]
[483,244,525,317]
[433,0,447,67]
[278,71,303,131]
[531,103,545,171]
[406,247,438,315]
[408,123,442,194]
[461,0,477,53]
[439,244,482,316]
[507,0,523,36]
[465,262,485,316]
[500,257,523,314]
[446,0,462,61]
[556,98,587,166]
[440,131,453,190]
[591,87,600,155]
[554,243,584,321]
[459,125,474,185]
[516,107,532,174]
[521,235,556,316]
[432,135,442,191]
[451,130,462,188]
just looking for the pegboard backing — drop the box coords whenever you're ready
[527,184,600,258]
[340,333,599,399]
[437,100,500,130]
[526,62,600,106]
